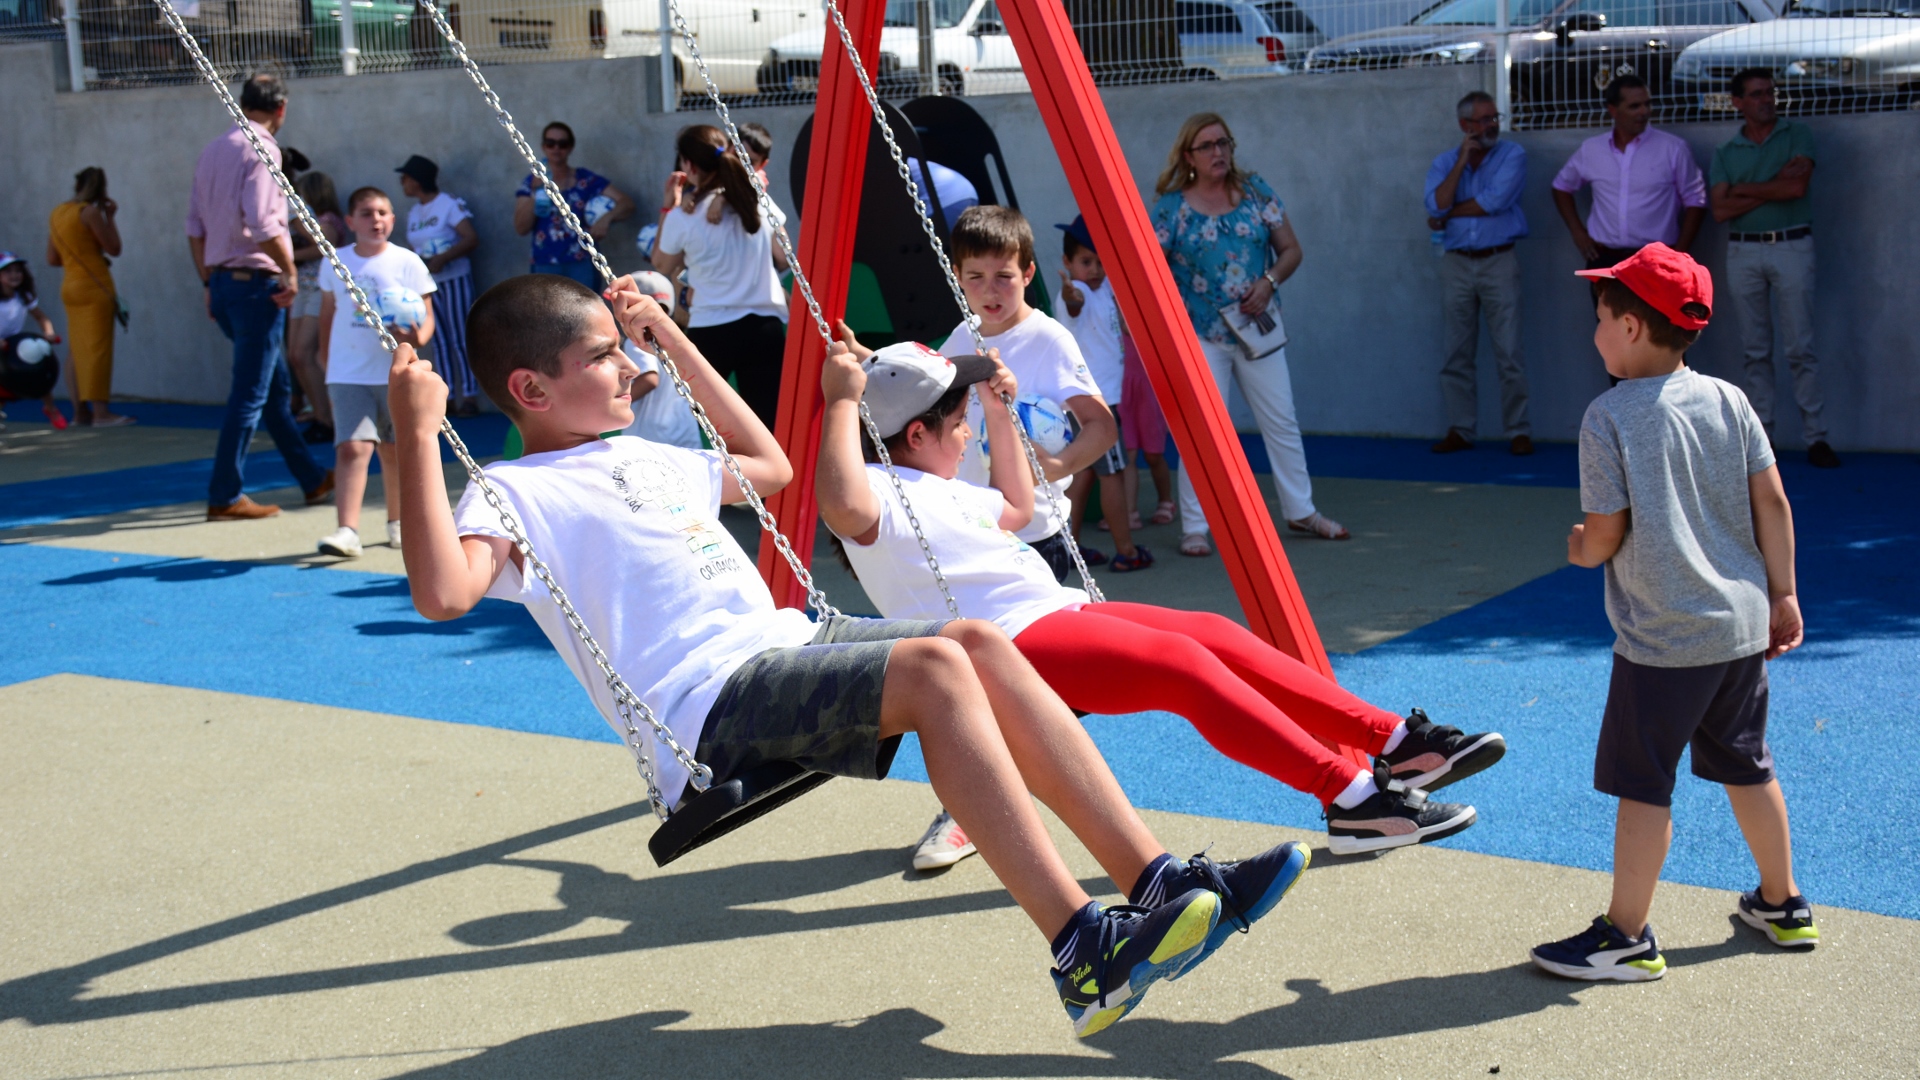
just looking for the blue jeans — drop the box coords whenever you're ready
[207,271,327,508]
[531,261,601,288]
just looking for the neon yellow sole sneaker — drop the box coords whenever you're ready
[1530,915,1667,982]
[1738,889,1820,948]
[1052,889,1220,1038]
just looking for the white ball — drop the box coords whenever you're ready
[631,270,675,315]
[1013,394,1075,455]
[14,336,53,364]
[414,234,455,260]
[583,194,618,225]
[377,286,427,331]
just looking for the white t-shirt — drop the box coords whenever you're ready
[620,341,703,449]
[406,192,473,283]
[0,291,37,338]
[836,465,1082,639]
[453,437,816,802]
[655,193,788,328]
[322,244,436,386]
[1053,277,1125,404]
[940,310,1102,542]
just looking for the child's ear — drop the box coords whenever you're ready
[508,368,550,413]
[1020,261,1037,287]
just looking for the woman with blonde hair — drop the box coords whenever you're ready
[1152,113,1344,554]
[47,166,131,426]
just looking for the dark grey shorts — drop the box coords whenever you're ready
[695,616,950,791]
[1091,406,1127,477]
[1595,650,1774,807]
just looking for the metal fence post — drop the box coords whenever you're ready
[339,0,359,75]
[1494,0,1510,123]
[64,0,85,91]
[658,0,674,111]
[916,0,937,95]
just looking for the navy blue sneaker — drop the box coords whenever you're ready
[1132,843,1310,980]
[1737,889,1820,948]
[1378,709,1506,793]
[1530,916,1667,981]
[1052,889,1219,1038]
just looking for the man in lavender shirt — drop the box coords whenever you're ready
[187,73,332,521]
[1550,75,1707,285]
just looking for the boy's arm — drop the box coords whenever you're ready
[1567,510,1628,568]
[1749,464,1803,658]
[816,344,883,545]
[978,352,1034,532]
[388,344,510,620]
[1048,394,1118,480]
[607,277,792,501]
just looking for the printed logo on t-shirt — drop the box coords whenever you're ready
[611,453,743,581]
[947,487,1033,556]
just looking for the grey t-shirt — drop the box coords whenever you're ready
[1579,366,1775,668]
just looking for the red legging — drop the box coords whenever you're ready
[1014,602,1401,806]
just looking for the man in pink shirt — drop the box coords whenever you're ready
[1550,74,1707,281]
[186,73,332,521]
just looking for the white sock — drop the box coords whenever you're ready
[1332,770,1378,810]
[1381,720,1408,756]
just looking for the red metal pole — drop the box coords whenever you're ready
[757,0,888,607]
[997,0,1345,708]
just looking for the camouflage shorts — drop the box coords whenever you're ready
[696,616,951,788]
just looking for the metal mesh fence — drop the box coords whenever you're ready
[10,0,1916,126]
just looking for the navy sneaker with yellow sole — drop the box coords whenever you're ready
[1737,889,1819,948]
[1131,842,1310,980]
[1530,915,1667,981]
[1053,889,1219,1039]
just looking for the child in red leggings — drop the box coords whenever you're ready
[817,339,1506,871]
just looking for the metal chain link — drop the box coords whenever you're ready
[156,0,729,818]
[666,0,962,617]
[810,0,1104,603]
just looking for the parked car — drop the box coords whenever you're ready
[760,0,1026,98]
[1672,0,1920,110]
[1177,0,1326,78]
[1305,0,1781,121]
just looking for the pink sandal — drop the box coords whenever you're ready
[1179,533,1211,557]
[1287,513,1350,540]
[1149,501,1175,525]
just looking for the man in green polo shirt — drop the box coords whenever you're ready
[1709,67,1838,468]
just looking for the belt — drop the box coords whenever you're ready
[1730,226,1811,244]
[1451,243,1515,259]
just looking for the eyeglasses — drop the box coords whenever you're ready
[1188,136,1236,156]
[543,138,574,149]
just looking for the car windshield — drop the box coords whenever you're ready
[1413,0,1564,24]
[1254,0,1320,32]
[885,0,972,28]
[1787,0,1915,13]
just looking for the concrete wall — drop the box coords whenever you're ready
[5,43,1915,449]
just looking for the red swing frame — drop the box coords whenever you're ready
[753,0,1365,768]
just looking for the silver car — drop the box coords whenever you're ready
[1178,0,1327,78]
[1672,0,1920,109]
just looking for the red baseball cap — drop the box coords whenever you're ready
[1576,242,1713,331]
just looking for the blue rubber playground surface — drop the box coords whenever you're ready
[4,433,1915,921]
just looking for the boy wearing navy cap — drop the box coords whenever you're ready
[1531,243,1817,983]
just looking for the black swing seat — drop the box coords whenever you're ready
[648,761,833,867]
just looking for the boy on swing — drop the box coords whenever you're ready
[388,272,1305,1038]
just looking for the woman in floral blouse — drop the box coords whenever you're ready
[1153,112,1346,553]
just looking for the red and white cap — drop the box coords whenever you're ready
[1576,242,1713,331]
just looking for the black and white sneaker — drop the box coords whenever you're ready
[1737,889,1820,948]
[1378,709,1506,793]
[1324,759,1476,856]
[1531,916,1667,981]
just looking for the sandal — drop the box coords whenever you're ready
[1287,513,1350,540]
[1080,546,1108,567]
[91,413,136,428]
[1179,533,1211,557]
[1149,501,1176,525]
[1109,546,1155,573]
[41,403,69,430]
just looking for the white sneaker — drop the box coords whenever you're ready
[910,810,978,871]
[317,526,363,558]
[385,520,402,549]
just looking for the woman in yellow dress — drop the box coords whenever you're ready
[48,166,132,426]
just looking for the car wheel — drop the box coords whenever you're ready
[939,65,964,97]
[1183,67,1219,81]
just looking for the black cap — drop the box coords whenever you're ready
[395,154,439,187]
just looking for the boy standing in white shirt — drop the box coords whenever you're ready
[398,156,482,418]
[939,206,1119,581]
[1053,215,1149,572]
[318,187,435,558]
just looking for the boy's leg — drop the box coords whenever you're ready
[1607,797,1672,939]
[1100,473,1137,555]
[1726,779,1798,904]
[1145,453,1173,510]
[376,441,402,524]
[1066,469,1095,540]
[333,440,374,530]
[1122,456,1140,524]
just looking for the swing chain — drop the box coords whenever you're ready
[667,0,961,618]
[812,0,1105,604]
[156,0,712,819]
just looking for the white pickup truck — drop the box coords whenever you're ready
[758,0,1029,97]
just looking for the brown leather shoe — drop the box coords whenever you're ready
[1510,434,1535,456]
[1430,430,1474,454]
[304,469,336,506]
[207,495,282,521]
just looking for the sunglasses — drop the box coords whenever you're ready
[1188,136,1235,156]
[543,137,574,149]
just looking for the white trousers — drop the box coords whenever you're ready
[1177,338,1316,535]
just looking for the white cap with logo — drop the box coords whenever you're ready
[861,341,995,440]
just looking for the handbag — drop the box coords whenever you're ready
[1218,291,1286,359]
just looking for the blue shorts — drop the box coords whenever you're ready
[1594,650,1774,807]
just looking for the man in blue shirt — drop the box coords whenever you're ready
[1425,91,1532,456]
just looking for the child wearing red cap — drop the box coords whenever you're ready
[1531,243,1817,983]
